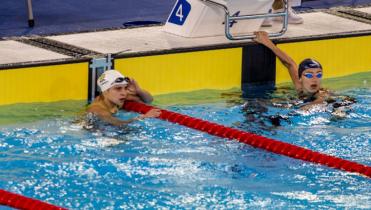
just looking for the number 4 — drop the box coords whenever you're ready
[168,0,190,25]
[176,4,184,21]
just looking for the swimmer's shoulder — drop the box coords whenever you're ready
[86,102,102,113]
[87,96,103,112]
[87,97,117,116]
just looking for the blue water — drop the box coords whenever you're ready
[0,87,370,209]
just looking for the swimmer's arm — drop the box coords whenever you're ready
[87,106,142,126]
[100,114,144,126]
[126,94,144,103]
[127,79,153,103]
[135,88,153,104]
[87,106,161,126]
[299,92,328,110]
[126,91,153,104]
[253,31,301,91]
[299,98,324,111]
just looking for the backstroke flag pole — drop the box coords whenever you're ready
[26,0,35,27]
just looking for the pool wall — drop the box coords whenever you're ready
[0,35,370,106]
[114,48,242,95]
[0,61,89,106]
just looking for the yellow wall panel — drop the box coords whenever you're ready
[2,35,369,106]
[115,48,242,95]
[0,63,88,106]
[276,36,371,84]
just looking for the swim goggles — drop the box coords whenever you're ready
[111,77,130,85]
[303,73,322,79]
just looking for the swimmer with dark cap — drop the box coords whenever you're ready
[253,31,330,109]
[87,70,161,126]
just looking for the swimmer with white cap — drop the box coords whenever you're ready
[87,70,161,126]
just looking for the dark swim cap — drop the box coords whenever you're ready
[298,58,322,78]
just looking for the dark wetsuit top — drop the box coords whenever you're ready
[297,88,356,108]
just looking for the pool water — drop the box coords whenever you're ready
[0,74,370,209]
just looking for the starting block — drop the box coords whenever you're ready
[164,0,288,40]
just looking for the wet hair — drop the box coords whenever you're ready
[298,58,322,78]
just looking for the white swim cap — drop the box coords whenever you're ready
[97,70,128,92]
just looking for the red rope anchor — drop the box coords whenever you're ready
[123,101,371,178]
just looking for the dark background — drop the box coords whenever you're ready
[0,0,370,38]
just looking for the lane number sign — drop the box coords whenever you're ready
[168,0,191,25]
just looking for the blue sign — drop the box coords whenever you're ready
[168,0,191,26]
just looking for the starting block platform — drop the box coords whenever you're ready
[1,9,368,60]
[0,4,370,65]
[163,0,286,40]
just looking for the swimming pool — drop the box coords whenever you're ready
[0,73,370,209]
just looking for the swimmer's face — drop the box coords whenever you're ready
[104,84,129,106]
[300,68,322,94]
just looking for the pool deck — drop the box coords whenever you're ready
[0,6,371,67]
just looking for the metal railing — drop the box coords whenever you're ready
[201,0,288,40]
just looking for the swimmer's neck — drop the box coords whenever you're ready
[299,89,318,97]
[99,96,119,114]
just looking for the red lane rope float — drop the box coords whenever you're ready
[123,101,371,178]
[0,189,66,210]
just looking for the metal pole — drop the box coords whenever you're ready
[26,0,35,27]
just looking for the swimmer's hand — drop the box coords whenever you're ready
[127,78,141,95]
[126,78,154,104]
[253,31,273,47]
[137,108,161,120]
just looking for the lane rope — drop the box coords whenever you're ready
[0,189,66,210]
[123,101,371,178]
